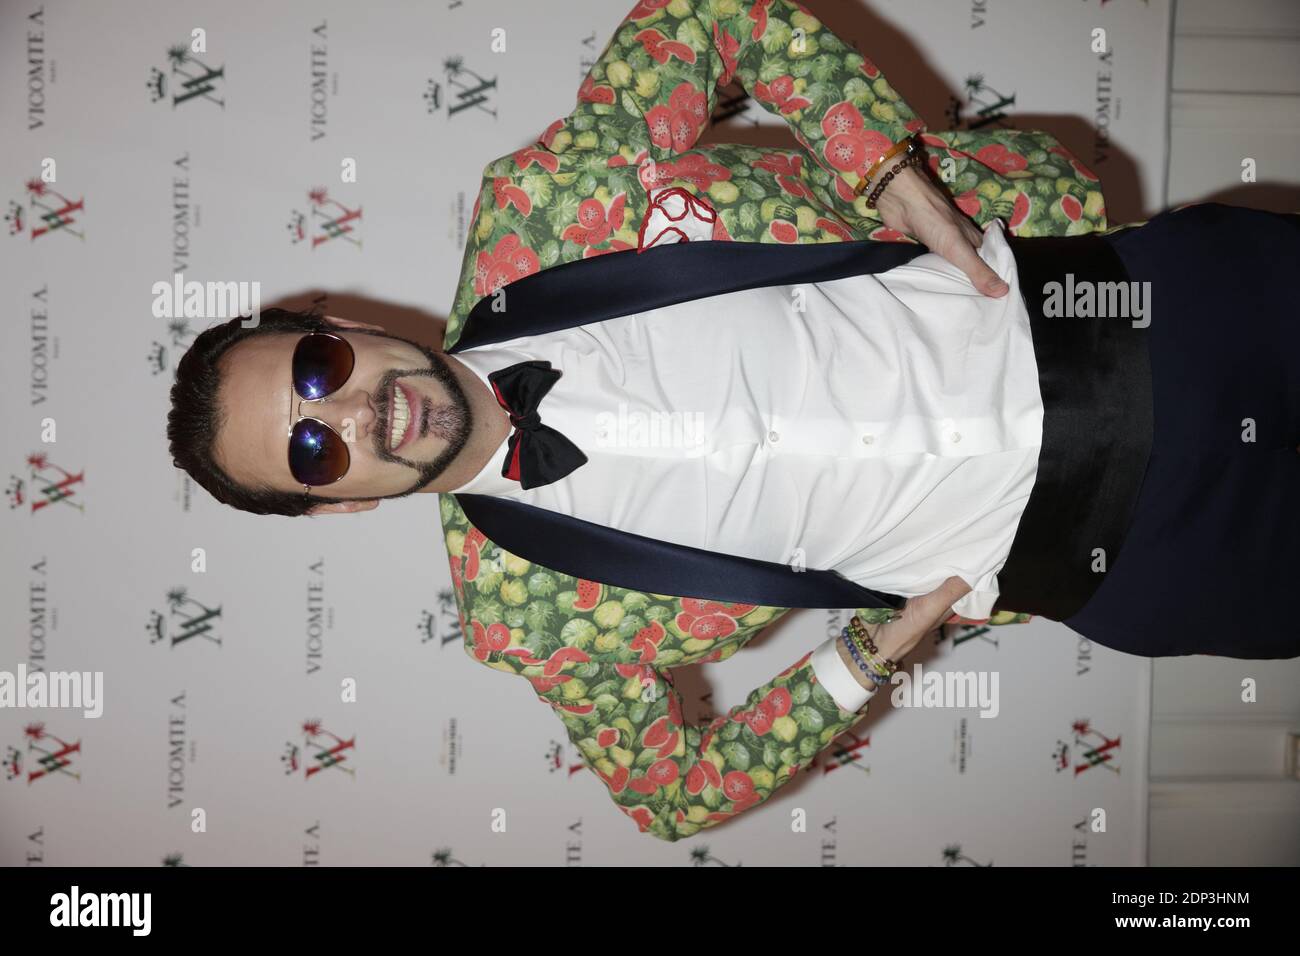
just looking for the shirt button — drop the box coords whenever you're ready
[949,431,962,443]
[768,430,780,442]
[861,434,874,445]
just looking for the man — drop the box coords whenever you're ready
[167,0,1299,842]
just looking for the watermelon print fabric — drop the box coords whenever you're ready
[440,0,1109,842]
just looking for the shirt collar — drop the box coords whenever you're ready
[444,344,532,496]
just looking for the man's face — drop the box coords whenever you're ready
[213,317,472,510]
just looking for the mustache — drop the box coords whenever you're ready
[372,367,439,464]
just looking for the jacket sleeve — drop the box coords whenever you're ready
[493,643,871,844]
[527,0,1107,241]
[546,0,922,193]
[458,583,873,843]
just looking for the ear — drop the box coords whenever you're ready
[322,313,385,333]
[306,498,380,516]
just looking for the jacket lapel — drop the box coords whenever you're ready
[455,493,906,611]
[449,238,929,610]
[448,236,927,352]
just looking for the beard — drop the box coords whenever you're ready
[352,328,473,500]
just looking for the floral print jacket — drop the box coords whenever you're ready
[441,0,1110,842]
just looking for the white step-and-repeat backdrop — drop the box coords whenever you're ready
[2,0,1170,866]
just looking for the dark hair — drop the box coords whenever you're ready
[167,307,353,517]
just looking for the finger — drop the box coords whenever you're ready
[940,229,1008,297]
[901,577,971,638]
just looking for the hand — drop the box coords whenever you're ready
[871,164,1010,298]
[839,576,973,685]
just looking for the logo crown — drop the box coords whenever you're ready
[147,67,167,103]
[5,200,24,236]
[1052,740,1069,771]
[281,742,300,775]
[6,475,24,509]
[4,746,21,781]
[147,342,168,375]
[146,610,166,644]
[286,211,306,244]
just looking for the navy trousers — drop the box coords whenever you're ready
[1062,203,1300,658]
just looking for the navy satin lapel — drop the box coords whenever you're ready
[449,237,929,353]
[455,493,905,611]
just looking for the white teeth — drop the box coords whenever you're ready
[390,385,410,449]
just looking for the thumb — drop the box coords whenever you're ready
[946,238,1009,298]
[905,575,973,632]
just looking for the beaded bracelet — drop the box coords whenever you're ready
[838,622,902,689]
[863,147,925,210]
[849,628,886,671]
[838,630,892,688]
[846,614,902,672]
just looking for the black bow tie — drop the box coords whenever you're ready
[486,360,588,490]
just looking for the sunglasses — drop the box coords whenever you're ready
[289,332,357,490]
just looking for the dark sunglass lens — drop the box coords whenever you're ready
[289,419,350,486]
[293,333,354,401]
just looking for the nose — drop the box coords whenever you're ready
[301,384,376,441]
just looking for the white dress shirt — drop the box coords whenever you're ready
[448,218,1043,712]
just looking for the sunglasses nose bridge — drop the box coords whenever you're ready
[302,384,377,440]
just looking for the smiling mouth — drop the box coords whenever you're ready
[388,380,424,452]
